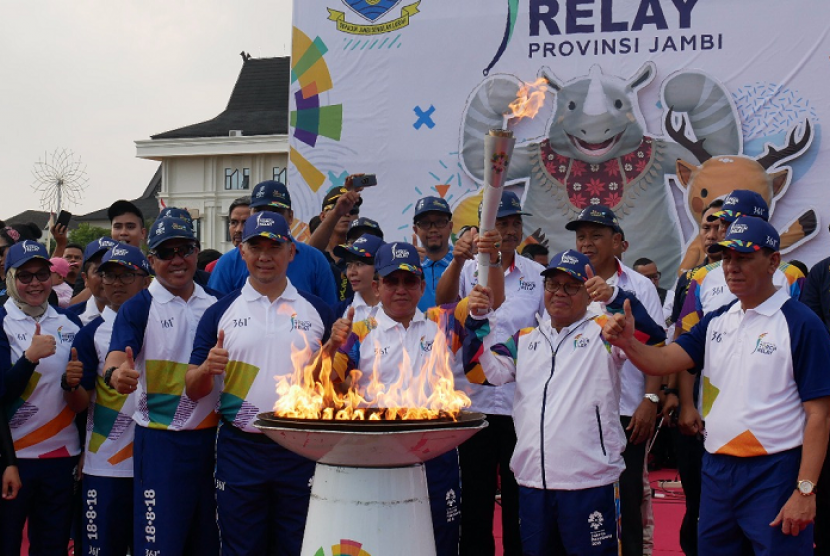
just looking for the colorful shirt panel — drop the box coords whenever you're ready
[1,300,82,459]
[75,307,135,477]
[190,280,333,433]
[675,288,830,457]
[109,280,219,431]
[457,254,547,416]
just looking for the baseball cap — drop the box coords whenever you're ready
[49,257,70,278]
[83,237,119,264]
[708,190,769,223]
[99,244,152,275]
[414,196,452,221]
[148,217,197,250]
[708,216,780,254]
[478,190,531,221]
[321,187,363,212]
[374,242,423,277]
[107,200,144,223]
[541,250,594,282]
[334,234,385,261]
[241,211,293,243]
[5,240,50,272]
[566,205,623,234]
[250,180,292,210]
[157,207,193,224]
[347,217,384,241]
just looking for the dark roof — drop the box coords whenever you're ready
[4,210,53,230]
[151,56,290,139]
[79,165,162,223]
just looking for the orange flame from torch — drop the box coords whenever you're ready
[507,77,548,121]
[274,327,471,421]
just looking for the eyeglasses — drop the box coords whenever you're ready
[381,274,422,290]
[151,243,197,261]
[544,280,583,296]
[416,218,450,230]
[100,271,141,285]
[17,269,51,284]
[644,272,662,281]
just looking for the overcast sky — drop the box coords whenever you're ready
[0,0,293,220]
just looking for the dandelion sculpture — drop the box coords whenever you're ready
[31,148,89,215]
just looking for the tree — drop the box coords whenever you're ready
[69,222,111,247]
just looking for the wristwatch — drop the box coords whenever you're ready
[486,251,502,267]
[60,373,80,392]
[797,480,816,496]
[103,366,118,389]
[644,393,660,404]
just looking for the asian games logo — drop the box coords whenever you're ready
[588,511,604,530]
[420,336,434,352]
[519,277,536,291]
[573,334,590,349]
[56,326,75,344]
[290,314,313,332]
[752,333,777,355]
[315,539,372,556]
[327,0,421,36]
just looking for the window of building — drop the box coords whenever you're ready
[225,168,250,190]
[273,166,287,183]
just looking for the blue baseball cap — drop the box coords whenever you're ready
[334,234,385,261]
[157,207,193,224]
[566,204,623,234]
[99,244,152,275]
[414,196,452,221]
[708,190,769,223]
[83,237,119,264]
[708,216,780,254]
[250,180,292,210]
[374,242,423,277]
[148,217,197,250]
[5,240,50,272]
[347,217,384,240]
[541,249,594,282]
[241,211,293,243]
[478,190,531,222]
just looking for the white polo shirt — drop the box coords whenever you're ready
[458,253,547,416]
[605,260,665,417]
[678,261,803,333]
[75,307,135,477]
[333,300,471,405]
[1,300,82,459]
[108,279,219,431]
[676,288,830,456]
[189,279,333,434]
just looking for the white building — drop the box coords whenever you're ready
[135,54,290,251]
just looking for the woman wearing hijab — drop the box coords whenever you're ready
[0,240,84,555]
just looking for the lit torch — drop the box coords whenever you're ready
[476,78,548,287]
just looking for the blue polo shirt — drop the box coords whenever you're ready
[418,250,454,312]
[208,243,337,305]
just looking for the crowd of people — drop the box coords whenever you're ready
[0,177,829,556]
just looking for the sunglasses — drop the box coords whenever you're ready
[415,218,450,230]
[381,274,422,290]
[17,268,51,285]
[544,280,583,296]
[101,271,142,285]
[151,243,197,261]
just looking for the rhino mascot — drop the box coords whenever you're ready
[460,63,742,280]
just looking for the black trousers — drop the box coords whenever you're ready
[673,427,705,556]
[458,414,522,556]
[815,439,830,555]
[619,415,646,556]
